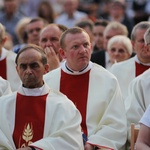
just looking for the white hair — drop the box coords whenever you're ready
[107,35,133,55]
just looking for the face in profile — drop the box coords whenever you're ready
[133,28,150,62]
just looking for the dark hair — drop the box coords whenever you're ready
[57,24,68,32]
[27,17,48,26]
[37,1,54,23]
[94,19,109,27]
[75,19,94,31]
[15,44,47,65]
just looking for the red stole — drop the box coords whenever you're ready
[0,58,7,79]
[60,70,90,136]
[135,62,150,76]
[13,93,48,148]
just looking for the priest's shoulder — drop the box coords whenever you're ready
[47,89,76,107]
[131,68,150,85]
[0,92,17,104]
[44,67,61,80]
[111,57,135,72]
[92,62,118,82]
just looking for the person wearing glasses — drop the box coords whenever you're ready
[26,17,48,46]
[107,35,132,71]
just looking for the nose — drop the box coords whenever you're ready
[45,40,53,47]
[114,50,119,55]
[79,45,86,53]
[25,66,32,74]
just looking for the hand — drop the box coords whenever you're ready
[44,47,60,71]
[84,143,94,150]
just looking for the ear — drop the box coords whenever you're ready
[131,41,136,52]
[16,65,19,74]
[59,48,66,59]
[90,43,93,53]
[44,64,50,74]
[1,37,7,46]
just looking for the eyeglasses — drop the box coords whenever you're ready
[110,48,127,54]
[27,28,41,34]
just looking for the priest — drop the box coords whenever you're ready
[44,27,127,150]
[0,44,84,150]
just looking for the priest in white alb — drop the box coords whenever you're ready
[44,27,127,150]
[0,44,84,150]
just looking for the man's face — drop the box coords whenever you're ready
[93,25,105,49]
[132,28,150,63]
[26,21,44,45]
[63,0,77,15]
[16,49,48,88]
[4,0,18,14]
[103,28,124,50]
[60,31,92,71]
[39,25,61,54]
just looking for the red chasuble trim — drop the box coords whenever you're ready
[135,62,150,77]
[0,58,7,79]
[60,70,90,136]
[13,93,48,148]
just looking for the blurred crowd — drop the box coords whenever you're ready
[0,0,149,49]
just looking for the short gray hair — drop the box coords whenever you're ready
[144,27,150,45]
[107,35,133,55]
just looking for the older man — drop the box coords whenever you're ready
[39,23,67,72]
[0,44,84,150]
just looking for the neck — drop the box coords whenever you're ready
[66,63,88,73]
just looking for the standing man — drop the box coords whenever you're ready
[54,0,87,28]
[111,21,150,102]
[44,27,127,150]
[0,44,84,150]
[39,23,67,72]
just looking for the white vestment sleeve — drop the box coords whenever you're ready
[140,105,150,127]
[0,77,12,96]
[126,69,150,142]
[87,67,127,150]
[0,129,16,150]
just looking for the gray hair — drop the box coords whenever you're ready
[104,21,128,37]
[107,35,133,55]
[131,21,150,41]
[144,27,150,45]
[0,23,6,43]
